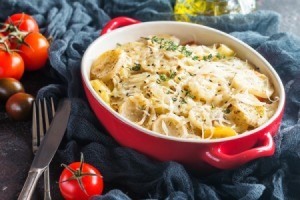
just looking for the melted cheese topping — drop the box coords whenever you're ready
[90,35,278,139]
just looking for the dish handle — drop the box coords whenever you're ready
[101,17,141,35]
[201,132,275,169]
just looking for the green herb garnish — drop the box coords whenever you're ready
[131,63,141,71]
[150,36,194,58]
[223,108,231,114]
[169,70,177,79]
[216,52,222,59]
[184,90,195,99]
[159,74,167,81]
[179,46,192,57]
[180,97,187,104]
[141,37,150,40]
[192,56,199,60]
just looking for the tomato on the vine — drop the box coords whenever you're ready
[59,153,104,200]
[5,13,39,33]
[18,32,49,71]
[0,50,24,80]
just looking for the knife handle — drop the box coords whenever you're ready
[18,169,44,200]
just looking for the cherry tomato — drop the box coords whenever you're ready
[0,78,24,102]
[0,50,24,80]
[5,92,34,121]
[5,13,39,33]
[19,32,49,71]
[59,155,104,200]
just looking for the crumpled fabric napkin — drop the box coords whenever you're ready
[1,0,300,199]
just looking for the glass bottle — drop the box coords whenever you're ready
[174,0,256,21]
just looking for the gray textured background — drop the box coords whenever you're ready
[259,0,300,36]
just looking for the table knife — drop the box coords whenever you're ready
[18,99,71,200]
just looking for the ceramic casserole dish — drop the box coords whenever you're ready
[81,17,285,170]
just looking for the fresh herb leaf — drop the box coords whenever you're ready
[141,37,150,40]
[216,52,222,59]
[169,70,177,79]
[188,72,196,76]
[131,63,141,71]
[151,36,164,44]
[192,56,199,60]
[188,94,195,99]
[183,89,194,99]
[166,42,179,51]
[180,97,187,104]
[159,74,167,81]
[223,108,231,114]
[184,90,195,99]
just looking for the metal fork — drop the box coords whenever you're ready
[32,98,55,200]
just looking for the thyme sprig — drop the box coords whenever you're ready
[156,70,177,83]
[131,63,141,71]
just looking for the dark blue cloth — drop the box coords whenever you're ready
[1,0,300,199]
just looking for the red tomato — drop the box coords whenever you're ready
[5,13,39,33]
[59,161,104,200]
[18,32,49,71]
[0,50,24,80]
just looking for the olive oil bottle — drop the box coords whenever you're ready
[174,0,256,22]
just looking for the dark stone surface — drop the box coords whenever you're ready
[0,71,53,199]
[0,1,299,199]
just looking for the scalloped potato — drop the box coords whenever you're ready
[90,35,278,139]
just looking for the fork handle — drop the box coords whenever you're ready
[18,169,44,200]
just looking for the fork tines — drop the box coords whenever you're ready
[32,98,55,153]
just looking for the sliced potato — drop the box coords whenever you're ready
[188,105,212,130]
[119,94,149,125]
[152,114,187,137]
[188,74,227,104]
[228,93,268,130]
[217,44,235,57]
[90,49,125,82]
[90,79,111,104]
[231,70,274,98]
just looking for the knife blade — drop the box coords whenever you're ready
[18,98,71,200]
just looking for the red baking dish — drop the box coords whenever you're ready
[81,17,285,170]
